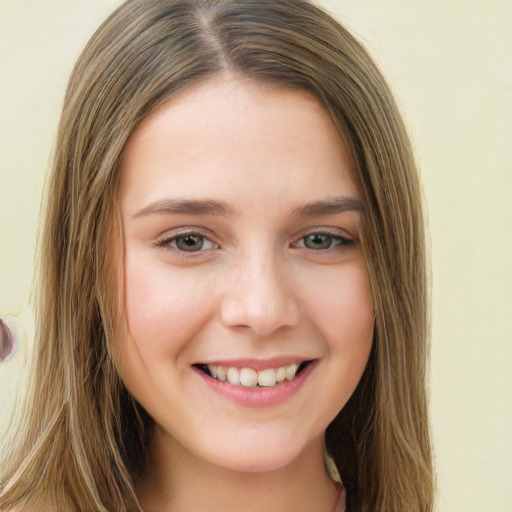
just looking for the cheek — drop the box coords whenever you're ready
[293,258,373,431]
[122,253,214,355]
[324,264,374,415]
[303,259,374,350]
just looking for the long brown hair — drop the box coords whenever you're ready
[0,1,433,510]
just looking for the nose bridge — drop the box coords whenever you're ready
[220,243,299,335]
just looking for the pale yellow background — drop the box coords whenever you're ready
[0,1,510,511]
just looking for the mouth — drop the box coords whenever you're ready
[193,360,313,389]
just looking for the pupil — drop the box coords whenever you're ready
[177,235,203,251]
[305,234,331,249]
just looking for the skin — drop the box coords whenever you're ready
[113,75,374,512]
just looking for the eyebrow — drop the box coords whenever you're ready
[133,198,237,219]
[133,195,363,220]
[292,196,364,217]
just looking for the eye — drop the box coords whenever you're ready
[294,232,354,251]
[175,234,208,252]
[304,233,337,250]
[157,232,219,253]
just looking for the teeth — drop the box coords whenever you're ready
[257,368,276,387]
[227,367,240,385]
[240,368,258,387]
[285,363,299,380]
[216,366,226,382]
[206,362,304,388]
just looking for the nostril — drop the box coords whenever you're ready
[0,319,15,362]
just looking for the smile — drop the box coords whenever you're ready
[196,362,311,388]
[194,359,317,407]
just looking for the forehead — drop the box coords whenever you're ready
[118,76,359,215]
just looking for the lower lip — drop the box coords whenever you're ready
[194,361,316,407]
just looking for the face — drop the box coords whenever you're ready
[114,76,374,473]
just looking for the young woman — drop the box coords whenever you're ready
[0,1,434,511]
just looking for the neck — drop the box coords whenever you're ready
[138,426,341,512]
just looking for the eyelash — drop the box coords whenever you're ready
[291,231,355,252]
[155,229,355,257]
[155,230,219,256]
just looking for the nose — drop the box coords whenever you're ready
[220,249,300,337]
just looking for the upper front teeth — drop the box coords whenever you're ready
[207,363,300,388]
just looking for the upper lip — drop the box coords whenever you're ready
[194,356,315,371]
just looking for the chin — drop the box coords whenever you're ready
[214,450,301,474]
[200,431,317,474]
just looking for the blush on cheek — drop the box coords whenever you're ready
[310,266,372,340]
[123,259,216,356]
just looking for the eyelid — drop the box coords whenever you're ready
[153,226,355,255]
[292,226,354,242]
[291,227,356,251]
[155,227,220,253]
